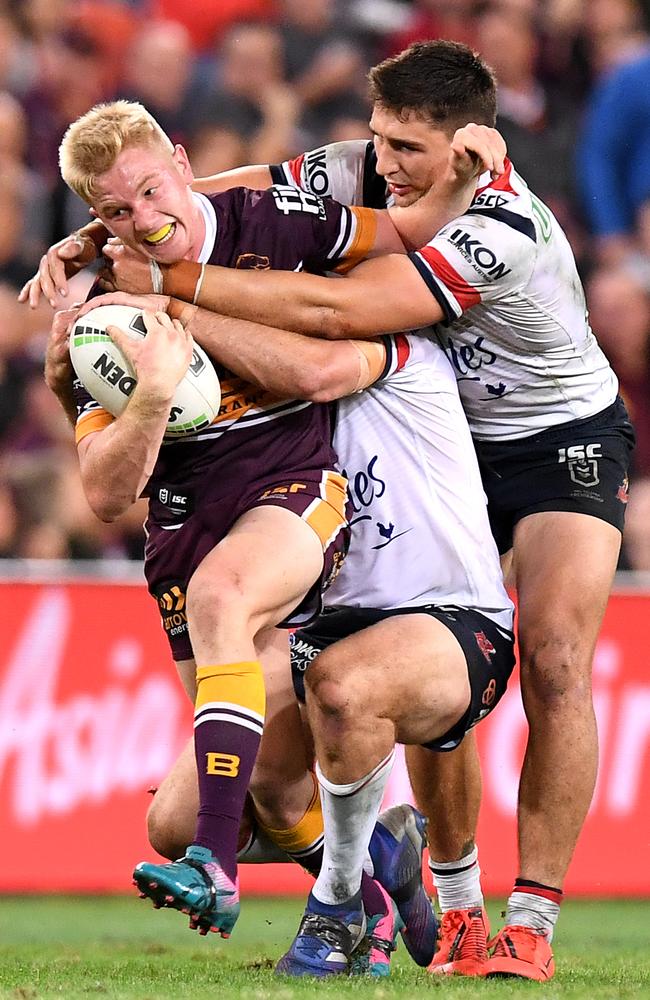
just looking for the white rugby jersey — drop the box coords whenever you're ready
[326,333,514,630]
[273,145,618,441]
[271,139,390,210]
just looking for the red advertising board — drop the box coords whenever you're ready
[0,581,648,895]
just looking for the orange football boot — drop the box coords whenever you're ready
[485,924,555,981]
[427,906,489,976]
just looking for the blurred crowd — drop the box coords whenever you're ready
[1,0,650,568]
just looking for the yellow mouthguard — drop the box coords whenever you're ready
[145,223,173,244]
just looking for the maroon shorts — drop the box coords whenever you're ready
[145,467,349,661]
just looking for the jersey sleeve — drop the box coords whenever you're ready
[244,185,378,273]
[73,378,114,444]
[407,209,537,321]
[270,139,386,208]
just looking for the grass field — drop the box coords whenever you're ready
[1,896,648,999]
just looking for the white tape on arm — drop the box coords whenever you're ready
[192,264,206,305]
[150,259,163,294]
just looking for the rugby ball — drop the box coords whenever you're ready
[70,304,221,437]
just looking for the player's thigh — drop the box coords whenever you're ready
[187,505,325,627]
[513,509,621,669]
[307,613,470,747]
[253,627,312,785]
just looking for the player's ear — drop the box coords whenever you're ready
[172,144,194,184]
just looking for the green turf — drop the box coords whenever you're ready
[0,896,648,999]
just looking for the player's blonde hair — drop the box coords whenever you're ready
[59,100,174,203]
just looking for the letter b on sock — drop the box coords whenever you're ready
[206,752,240,777]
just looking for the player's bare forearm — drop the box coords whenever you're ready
[78,389,171,521]
[49,378,78,428]
[182,306,381,401]
[164,254,441,338]
[70,310,191,520]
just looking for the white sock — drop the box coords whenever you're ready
[312,750,395,906]
[429,845,483,911]
[505,884,562,942]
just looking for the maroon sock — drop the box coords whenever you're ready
[193,661,265,881]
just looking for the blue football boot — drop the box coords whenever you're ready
[369,804,438,966]
[275,890,366,977]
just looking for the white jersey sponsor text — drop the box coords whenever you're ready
[277,144,618,441]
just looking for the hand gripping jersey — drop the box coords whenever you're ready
[326,332,514,631]
[273,145,618,441]
[74,187,378,490]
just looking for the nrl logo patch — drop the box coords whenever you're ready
[558,443,601,488]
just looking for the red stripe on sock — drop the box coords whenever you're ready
[512,885,563,906]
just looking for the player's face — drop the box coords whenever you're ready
[370,106,451,208]
[91,144,204,263]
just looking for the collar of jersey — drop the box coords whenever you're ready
[192,191,218,263]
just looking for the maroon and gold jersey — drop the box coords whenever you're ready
[74,186,378,490]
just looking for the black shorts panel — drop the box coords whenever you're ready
[290,604,515,751]
[475,397,635,554]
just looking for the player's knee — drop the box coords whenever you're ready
[520,634,592,710]
[186,571,248,634]
[306,654,366,722]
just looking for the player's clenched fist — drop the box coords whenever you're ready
[449,123,506,182]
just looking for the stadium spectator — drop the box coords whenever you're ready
[587,263,650,476]
[577,0,650,263]
[277,0,371,144]
[324,95,373,144]
[0,10,39,97]
[152,0,276,53]
[21,3,138,243]
[201,20,300,163]
[475,3,579,232]
[0,91,49,286]
[620,476,650,569]
[0,481,19,556]
[383,0,479,56]
[120,21,196,147]
[187,122,250,178]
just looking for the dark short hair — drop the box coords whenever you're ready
[368,40,497,132]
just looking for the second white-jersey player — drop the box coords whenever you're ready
[327,332,512,628]
[274,145,617,441]
[288,330,515,757]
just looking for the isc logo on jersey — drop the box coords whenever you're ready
[70,303,221,437]
[448,229,512,280]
